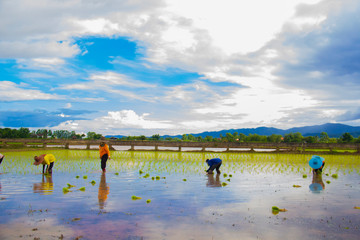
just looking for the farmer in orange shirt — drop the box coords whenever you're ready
[99,137,111,173]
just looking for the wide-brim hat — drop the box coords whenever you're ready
[33,157,44,166]
[309,155,324,169]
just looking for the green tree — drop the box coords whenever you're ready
[319,132,330,143]
[238,133,246,142]
[181,134,188,141]
[188,134,196,141]
[18,127,31,138]
[283,132,303,143]
[339,132,353,143]
[267,134,282,143]
[150,134,161,141]
[304,136,319,143]
[225,132,234,142]
[204,135,213,142]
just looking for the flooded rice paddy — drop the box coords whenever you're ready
[0,150,360,240]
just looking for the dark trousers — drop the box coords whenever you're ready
[208,162,222,173]
[101,154,108,170]
[43,162,54,174]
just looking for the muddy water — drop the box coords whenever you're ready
[0,150,359,240]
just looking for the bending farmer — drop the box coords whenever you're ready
[99,137,111,173]
[34,154,56,174]
[309,155,325,174]
[205,158,222,174]
[0,153,4,165]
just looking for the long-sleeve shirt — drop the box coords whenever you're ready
[99,144,110,158]
[206,158,222,171]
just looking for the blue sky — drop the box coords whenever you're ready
[1,0,360,136]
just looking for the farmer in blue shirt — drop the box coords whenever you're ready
[205,158,222,174]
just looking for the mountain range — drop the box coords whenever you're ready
[107,123,360,139]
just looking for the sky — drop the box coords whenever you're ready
[0,0,360,136]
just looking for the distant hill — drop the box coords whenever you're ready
[106,123,360,139]
[161,123,360,139]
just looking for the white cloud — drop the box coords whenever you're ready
[59,71,156,101]
[1,0,360,134]
[55,110,175,135]
[0,81,61,101]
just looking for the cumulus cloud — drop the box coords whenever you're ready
[1,0,359,134]
[55,110,175,135]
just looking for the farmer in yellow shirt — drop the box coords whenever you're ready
[33,153,56,174]
[99,137,111,173]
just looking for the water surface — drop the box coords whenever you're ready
[0,150,359,239]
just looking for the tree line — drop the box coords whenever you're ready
[116,132,360,143]
[0,128,102,140]
[0,127,359,143]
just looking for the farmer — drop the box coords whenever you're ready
[99,137,111,173]
[0,153,4,165]
[33,153,56,174]
[205,158,222,174]
[309,155,325,174]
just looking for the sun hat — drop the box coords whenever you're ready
[33,156,44,166]
[0,154,4,164]
[309,155,324,169]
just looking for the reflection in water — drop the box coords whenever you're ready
[309,172,325,193]
[98,173,109,209]
[206,173,222,187]
[33,174,53,195]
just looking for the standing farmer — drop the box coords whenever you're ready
[99,137,111,173]
[205,158,222,174]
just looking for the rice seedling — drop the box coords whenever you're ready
[272,206,287,214]
[293,185,301,188]
[63,187,70,193]
[146,199,151,204]
[326,181,331,184]
[83,175,88,179]
[183,179,187,181]
[90,180,96,185]
[303,174,307,178]
[67,183,76,188]
[331,174,338,179]
[78,187,86,191]
[131,195,142,200]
